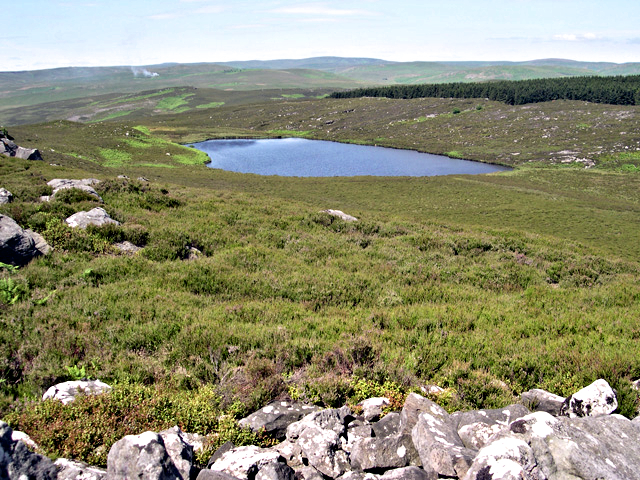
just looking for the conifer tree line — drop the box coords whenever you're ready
[330,75,640,106]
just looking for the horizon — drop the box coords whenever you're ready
[3,0,639,73]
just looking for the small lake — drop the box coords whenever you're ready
[192,138,511,177]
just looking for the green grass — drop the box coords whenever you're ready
[98,148,132,167]
[156,94,195,111]
[196,101,225,109]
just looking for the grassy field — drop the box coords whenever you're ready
[1,94,639,466]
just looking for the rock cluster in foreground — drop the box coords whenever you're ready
[2,379,640,480]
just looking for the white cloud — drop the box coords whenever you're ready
[553,33,599,41]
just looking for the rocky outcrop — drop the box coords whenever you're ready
[322,209,358,222]
[239,401,321,440]
[560,378,618,417]
[0,214,40,266]
[45,178,103,202]
[107,431,183,480]
[0,421,58,480]
[0,188,13,204]
[0,131,43,160]
[42,379,112,405]
[65,207,120,229]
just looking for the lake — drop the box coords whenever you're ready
[191,138,511,177]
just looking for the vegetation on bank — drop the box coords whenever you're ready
[330,75,640,106]
[0,93,639,466]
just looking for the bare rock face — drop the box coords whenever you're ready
[359,397,390,422]
[209,445,284,479]
[520,388,566,416]
[107,431,182,480]
[0,421,58,480]
[159,426,195,480]
[65,207,120,229]
[42,379,112,405]
[0,134,42,160]
[560,378,618,418]
[54,458,107,480]
[0,214,39,266]
[350,433,421,472]
[239,401,320,440]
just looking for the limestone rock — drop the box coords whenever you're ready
[25,229,52,256]
[346,420,373,449]
[458,422,504,450]
[65,207,120,229]
[209,445,283,479]
[107,431,182,480]
[322,209,358,222]
[42,379,112,404]
[271,440,303,467]
[360,397,390,422]
[0,136,42,160]
[294,465,326,480]
[0,421,58,480]
[159,426,194,480]
[410,401,476,478]
[47,178,102,202]
[255,461,296,480]
[560,378,618,417]
[286,406,352,441]
[350,433,420,471]
[0,188,12,204]
[114,240,142,254]
[239,401,320,440]
[54,458,107,480]
[379,466,435,480]
[451,404,530,431]
[520,388,566,416]
[371,412,400,439]
[461,436,538,480]
[398,393,434,435]
[0,214,39,266]
[196,470,240,480]
[206,441,236,469]
[296,424,350,478]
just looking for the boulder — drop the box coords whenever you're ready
[114,240,142,254]
[461,436,538,480]
[159,426,194,480]
[322,209,358,222]
[346,420,373,448]
[450,404,530,431]
[42,379,112,404]
[209,445,283,479]
[0,188,12,204]
[54,458,107,480]
[271,440,303,467]
[107,431,182,480]
[371,412,400,439]
[239,401,320,440]
[255,461,296,480]
[398,393,434,435]
[520,388,566,416]
[360,397,390,422]
[0,136,42,160]
[286,406,352,441]
[350,433,420,472]
[196,470,240,480]
[296,424,350,478]
[294,465,326,480]
[65,207,120,229]
[47,178,103,202]
[206,441,236,469]
[25,229,52,256]
[11,430,38,450]
[379,466,435,480]
[0,420,58,480]
[0,214,39,266]
[560,378,618,417]
[457,422,504,451]
[410,401,476,478]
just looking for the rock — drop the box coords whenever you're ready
[159,426,194,480]
[65,207,120,229]
[0,214,39,266]
[47,178,103,202]
[346,420,373,448]
[180,431,208,452]
[286,406,352,441]
[25,229,53,256]
[240,401,320,440]
[209,445,283,479]
[114,241,142,254]
[271,440,303,467]
[461,436,538,480]
[0,136,42,160]
[11,430,38,450]
[296,424,350,478]
[138,177,150,182]
[450,404,530,430]
[420,385,445,396]
[360,397,390,422]
[196,470,240,480]
[410,402,475,478]
[520,388,566,416]
[207,441,236,469]
[350,433,420,471]
[255,461,296,480]
[322,209,358,222]
[379,466,436,480]
[560,378,618,417]
[337,472,380,480]
[117,175,130,179]
[457,422,504,450]
[294,465,325,480]
[0,188,13,204]
[371,412,400,439]
[107,431,182,480]
[632,379,640,391]
[42,379,112,404]
[398,393,434,435]
[54,457,107,480]
[0,420,58,480]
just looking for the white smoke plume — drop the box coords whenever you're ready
[131,67,159,78]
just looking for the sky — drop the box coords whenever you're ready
[3,0,640,71]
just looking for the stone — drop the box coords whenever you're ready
[0,188,12,204]
[379,466,436,480]
[271,440,303,467]
[42,379,112,404]
[206,441,236,469]
[107,431,182,480]
[360,397,390,422]
[286,406,352,441]
[47,178,102,202]
[371,412,400,439]
[0,421,58,480]
[398,393,434,435]
[25,229,53,256]
[410,404,476,478]
[322,209,358,222]
[255,461,296,480]
[54,457,107,480]
[296,424,350,478]
[0,136,42,160]
[196,470,240,480]
[346,420,373,449]
[159,426,194,480]
[350,433,420,471]
[458,422,504,450]
[520,388,566,416]
[0,214,39,266]
[180,431,208,452]
[451,404,530,431]
[337,472,380,480]
[209,445,283,479]
[632,379,640,391]
[114,241,142,254]
[461,435,538,480]
[560,378,618,417]
[65,207,120,229]
[11,430,38,450]
[239,401,320,440]
[293,465,325,480]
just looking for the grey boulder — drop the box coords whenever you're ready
[0,214,39,266]
[239,401,320,440]
[560,378,618,417]
[0,188,12,204]
[350,433,421,472]
[42,379,112,404]
[107,431,182,480]
[54,458,107,480]
[0,421,58,480]
[159,426,195,480]
[65,207,119,229]
[520,388,566,416]
[209,445,283,479]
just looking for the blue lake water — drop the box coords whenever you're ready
[191,138,511,177]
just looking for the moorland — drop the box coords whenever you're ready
[0,57,639,467]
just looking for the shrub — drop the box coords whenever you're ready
[53,188,99,205]
[142,231,193,261]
